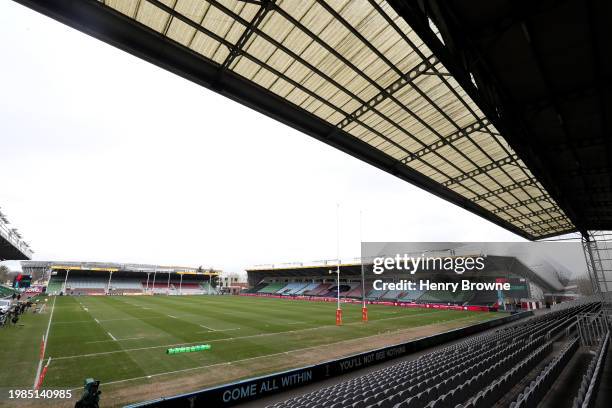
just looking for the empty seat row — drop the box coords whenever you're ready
[509,337,579,408]
[267,302,599,408]
[571,331,610,408]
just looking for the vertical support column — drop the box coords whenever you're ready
[107,271,113,295]
[62,269,70,294]
[583,234,603,295]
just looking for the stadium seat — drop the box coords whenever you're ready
[268,302,602,408]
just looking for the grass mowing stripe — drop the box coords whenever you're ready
[67,314,487,390]
[51,309,452,360]
[38,295,503,397]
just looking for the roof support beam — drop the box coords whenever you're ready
[493,194,552,215]
[523,217,573,230]
[219,0,272,71]
[337,55,439,130]
[471,178,538,203]
[402,117,490,164]
[507,207,564,224]
[442,155,519,187]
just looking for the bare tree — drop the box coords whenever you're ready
[0,265,11,284]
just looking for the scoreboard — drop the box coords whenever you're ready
[13,274,32,289]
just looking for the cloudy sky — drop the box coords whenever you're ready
[0,1,529,273]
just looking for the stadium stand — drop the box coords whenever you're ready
[110,280,142,290]
[381,290,406,300]
[277,283,308,295]
[365,288,387,300]
[304,284,331,296]
[469,291,499,306]
[418,289,473,305]
[268,302,604,408]
[0,284,17,297]
[570,331,610,408]
[398,289,425,302]
[258,283,286,294]
[294,283,319,295]
[344,282,372,299]
[199,282,218,294]
[45,277,63,295]
[244,282,267,294]
[321,284,357,298]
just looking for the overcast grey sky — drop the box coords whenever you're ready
[0,1,527,273]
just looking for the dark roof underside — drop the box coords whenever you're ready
[12,0,607,240]
[403,0,612,237]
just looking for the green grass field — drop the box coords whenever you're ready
[0,295,504,406]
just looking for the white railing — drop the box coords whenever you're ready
[0,216,33,258]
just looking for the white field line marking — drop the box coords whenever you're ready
[167,315,177,319]
[51,310,451,361]
[107,332,117,341]
[67,315,485,389]
[33,295,56,389]
[196,327,241,333]
[94,318,100,324]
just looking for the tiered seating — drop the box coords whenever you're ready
[277,283,308,295]
[508,338,580,408]
[146,282,171,288]
[294,283,319,295]
[109,280,143,295]
[244,283,267,293]
[322,283,358,297]
[72,289,107,295]
[65,277,107,295]
[570,331,610,408]
[345,282,372,299]
[0,284,17,297]
[419,289,472,304]
[110,280,142,291]
[365,289,387,300]
[304,283,331,296]
[176,282,205,295]
[381,290,405,300]
[399,289,425,302]
[268,303,601,408]
[200,282,218,294]
[144,282,174,294]
[469,291,499,306]
[258,283,285,293]
[67,277,106,289]
[46,278,64,295]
